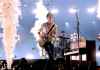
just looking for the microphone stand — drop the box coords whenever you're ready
[76,12,80,52]
[75,12,82,69]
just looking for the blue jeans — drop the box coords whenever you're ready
[43,41,54,60]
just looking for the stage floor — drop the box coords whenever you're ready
[0,58,96,70]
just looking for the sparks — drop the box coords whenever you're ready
[31,0,48,58]
[0,0,21,69]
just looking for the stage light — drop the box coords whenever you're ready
[25,53,34,59]
[68,8,77,14]
[87,7,96,14]
[82,54,87,61]
[50,8,59,14]
[96,51,100,58]
[97,0,100,19]
[23,4,27,7]
[71,55,79,60]
[65,22,69,27]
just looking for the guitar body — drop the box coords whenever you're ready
[38,37,51,48]
[38,39,46,48]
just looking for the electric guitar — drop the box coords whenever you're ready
[38,23,55,48]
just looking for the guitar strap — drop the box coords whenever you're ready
[47,23,55,35]
[44,23,55,43]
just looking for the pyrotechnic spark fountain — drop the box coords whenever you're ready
[0,0,21,69]
[31,0,48,58]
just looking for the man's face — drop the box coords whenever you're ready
[47,15,53,23]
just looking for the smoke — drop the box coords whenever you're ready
[31,0,48,58]
[0,0,21,69]
[97,0,100,18]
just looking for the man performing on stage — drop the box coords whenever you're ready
[38,12,57,60]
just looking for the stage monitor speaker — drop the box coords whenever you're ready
[86,40,96,62]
